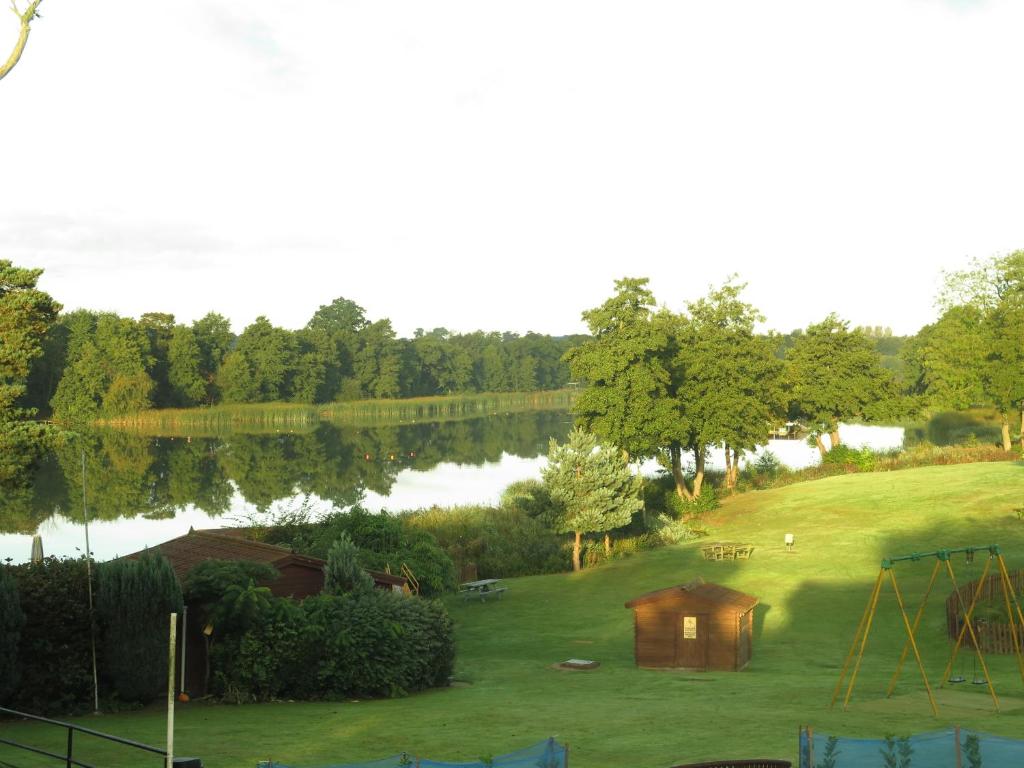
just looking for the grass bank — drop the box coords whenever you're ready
[95,389,576,436]
[3,461,1024,768]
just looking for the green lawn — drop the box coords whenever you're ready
[3,461,1024,768]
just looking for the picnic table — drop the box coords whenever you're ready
[700,542,754,561]
[459,578,507,601]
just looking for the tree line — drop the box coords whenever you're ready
[19,296,584,423]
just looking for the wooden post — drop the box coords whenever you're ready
[832,569,884,709]
[807,726,814,768]
[167,612,177,768]
[564,742,569,768]
[954,726,962,768]
[180,607,188,694]
[842,570,886,710]
[888,569,938,716]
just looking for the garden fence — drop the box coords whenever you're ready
[257,737,567,768]
[799,727,1024,768]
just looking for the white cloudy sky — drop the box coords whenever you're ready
[2,0,1022,337]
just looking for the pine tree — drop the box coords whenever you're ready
[324,532,374,595]
[542,428,643,571]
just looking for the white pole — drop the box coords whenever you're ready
[180,606,188,694]
[167,612,177,768]
[82,450,100,714]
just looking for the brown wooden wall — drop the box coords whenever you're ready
[632,595,754,671]
[268,563,325,600]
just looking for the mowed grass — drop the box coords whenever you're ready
[3,461,1024,768]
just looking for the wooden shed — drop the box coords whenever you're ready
[625,579,758,671]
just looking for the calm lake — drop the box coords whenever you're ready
[0,411,910,565]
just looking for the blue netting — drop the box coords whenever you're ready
[260,737,566,768]
[799,728,1024,768]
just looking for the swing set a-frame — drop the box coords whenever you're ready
[831,544,1024,716]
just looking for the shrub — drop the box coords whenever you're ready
[211,589,455,702]
[0,569,24,704]
[96,553,184,705]
[324,532,374,595]
[10,557,95,714]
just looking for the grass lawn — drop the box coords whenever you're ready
[3,461,1024,768]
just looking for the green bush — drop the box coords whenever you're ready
[324,532,374,595]
[404,504,567,578]
[0,569,24,704]
[211,589,455,702]
[10,557,95,714]
[96,553,184,705]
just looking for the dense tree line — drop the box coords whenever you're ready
[20,296,584,423]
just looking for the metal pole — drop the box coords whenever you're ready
[842,568,885,710]
[82,450,100,714]
[167,612,177,768]
[886,558,942,698]
[944,559,999,712]
[831,569,884,708]
[888,568,938,716]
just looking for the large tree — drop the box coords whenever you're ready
[670,280,784,497]
[542,428,643,571]
[565,277,676,462]
[0,260,61,481]
[785,315,903,456]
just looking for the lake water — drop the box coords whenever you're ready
[0,413,904,565]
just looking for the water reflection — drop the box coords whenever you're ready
[0,411,572,539]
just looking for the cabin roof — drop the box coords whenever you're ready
[121,528,407,588]
[624,579,758,612]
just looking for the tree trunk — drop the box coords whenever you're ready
[815,434,828,458]
[829,429,841,451]
[0,2,43,83]
[731,448,740,489]
[1001,416,1012,452]
[604,532,611,556]
[692,447,705,498]
[572,531,582,572]
[724,445,734,492]
[1019,408,1023,451]
[669,444,693,501]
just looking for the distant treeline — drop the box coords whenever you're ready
[22,296,587,423]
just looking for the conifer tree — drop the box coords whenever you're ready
[324,532,374,595]
[542,428,643,570]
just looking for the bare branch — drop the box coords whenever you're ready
[1,0,43,83]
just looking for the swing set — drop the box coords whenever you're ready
[831,544,1024,716]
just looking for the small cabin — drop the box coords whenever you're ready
[624,579,758,671]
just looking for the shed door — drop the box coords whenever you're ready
[676,613,709,670]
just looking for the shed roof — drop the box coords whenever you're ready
[624,580,758,612]
[121,528,407,588]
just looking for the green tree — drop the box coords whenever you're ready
[355,319,402,398]
[0,569,24,703]
[221,317,298,403]
[192,312,234,404]
[565,278,677,462]
[307,297,368,400]
[139,312,175,407]
[96,553,183,703]
[0,260,61,482]
[542,428,643,570]
[785,315,904,456]
[167,325,208,406]
[902,305,987,410]
[671,280,784,497]
[324,532,374,595]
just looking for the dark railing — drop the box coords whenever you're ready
[0,706,174,768]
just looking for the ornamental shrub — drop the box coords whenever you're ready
[211,589,455,702]
[324,532,374,595]
[10,557,95,714]
[0,569,24,704]
[96,553,183,704]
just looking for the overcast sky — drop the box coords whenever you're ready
[2,0,1021,338]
